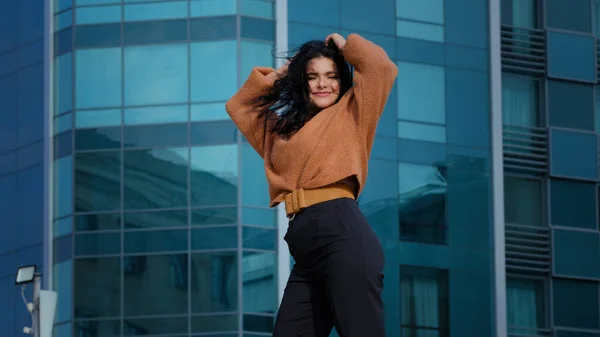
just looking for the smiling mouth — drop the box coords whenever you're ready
[313,92,331,97]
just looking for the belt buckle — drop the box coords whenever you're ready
[287,188,306,220]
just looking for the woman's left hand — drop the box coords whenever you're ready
[325,33,346,52]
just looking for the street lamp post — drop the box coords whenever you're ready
[15,265,58,337]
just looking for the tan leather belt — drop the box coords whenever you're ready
[284,183,355,218]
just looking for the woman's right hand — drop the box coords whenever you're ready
[275,60,290,77]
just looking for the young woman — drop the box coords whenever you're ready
[226,33,397,337]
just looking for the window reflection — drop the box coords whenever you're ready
[124,316,188,336]
[397,61,445,125]
[190,145,238,206]
[75,151,121,212]
[74,320,120,337]
[243,252,276,314]
[502,75,539,127]
[74,257,120,319]
[123,147,188,210]
[190,40,237,102]
[75,47,122,109]
[124,44,188,106]
[400,265,449,337]
[191,252,237,312]
[399,163,447,245]
[124,254,188,316]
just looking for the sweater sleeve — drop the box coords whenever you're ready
[225,66,278,157]
[343,34,398,135]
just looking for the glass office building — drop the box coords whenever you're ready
[1,0,600,336]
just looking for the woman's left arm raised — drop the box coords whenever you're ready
[326,33,398,133]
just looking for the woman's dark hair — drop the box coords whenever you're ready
[255,39,353,139]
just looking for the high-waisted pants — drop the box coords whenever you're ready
[273,197,385,337]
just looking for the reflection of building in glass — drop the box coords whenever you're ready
[1,0,600,336]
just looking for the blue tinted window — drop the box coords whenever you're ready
[124,210,187,230]
[288,23,337,50]
[124,148,188,210]
[76,109,121,128]
[359,159,398,239]
[123,124,188,148]
[0,175,17,254]
[54,27,73,56]
[17,0,44,45]
[400,266,449,335]
[123,317,188,334]
[16,165,43,246]
[191,40,237,102]
[125,105,188,125]
[17,65,44,146]
[371,136,398,161]
[191,121,238,145]
[506,278,546,332]
[554,229,600,279]
[54,131,73,159]
[242,142,269,207]
[76,6,121,24]
[447,168,491,250]
[504,177,542,226]
[75,127,121,151]
[191,226,237,250]
[547,0,592,32]
[397,0,443,24]
[596,87,600,133]
[54,10,73,32]
[74,257,121,318]
[501,0,539,28]
[445,0,487,48]
[550,179,596,230]
[399,163,447,245]
[18,40,44,69]
[0,75,18,153]
[190,0,236,17]
[502,75,540,127]
[191,103,228,122]
[396,20,443,42]
[0,3,17,53]
[190,16,237,40]
[550,129,598,181]
[192,207,237,226]
[53,260,73,322]
[548,80,593,131]
[76,232,120,255]
[446,68,490,148]
[75,24,121,48]
[75,151,121,212]
[54,53,73,115]
[340,0,395,34]
[191,252,238,313]
[398,139,446,166]
[124,231,187,254]
[241,41,274,79]
[54,155,73,218]
[553,279,599,329]
[124,1,188,21]
[124,20,188,45]
[243,227,275,250]
[445,45,488,72]
[241,0,273,19]
[241,17,274,41]
[124,44,188,106]
[75,47,122,109]
[548,32,596,83]
[77,0,119,5]
[55,0,72,12]
[242,252,276,313]
[397,37,444,66]
[191,145,238,206]
[397,62,445,125]
[242,208,276,227]
[289,0,339,26]
[398,121,445,143]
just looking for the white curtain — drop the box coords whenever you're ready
[401,273,441,337]
[512,0,536,28]
[507,279,540,332]
[502,76,538,127]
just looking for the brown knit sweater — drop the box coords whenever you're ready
[225,34,398,207]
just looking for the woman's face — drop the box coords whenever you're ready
[306,57,340,110]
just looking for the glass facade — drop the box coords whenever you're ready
[0,0,598,336]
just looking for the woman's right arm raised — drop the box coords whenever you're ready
[225,62,288,157]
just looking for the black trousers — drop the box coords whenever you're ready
[273,197,385,337]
